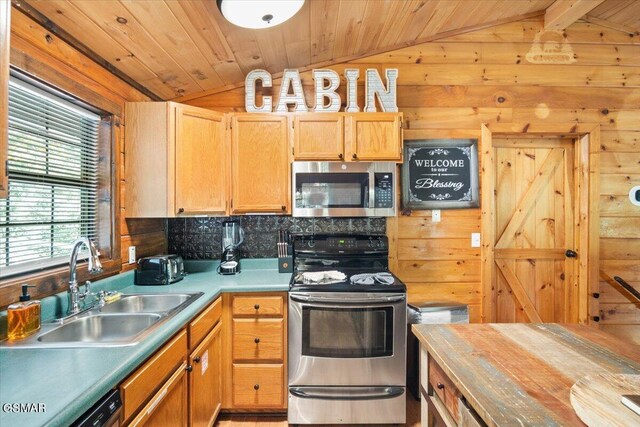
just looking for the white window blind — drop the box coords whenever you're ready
[1,78,101,277]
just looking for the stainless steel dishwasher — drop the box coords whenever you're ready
[71,389,122,427]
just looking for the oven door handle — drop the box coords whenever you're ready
[290,294,406,304]
[290,386,405,401]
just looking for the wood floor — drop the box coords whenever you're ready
[215,396,421,426]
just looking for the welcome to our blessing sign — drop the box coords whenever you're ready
[402,139,480,210]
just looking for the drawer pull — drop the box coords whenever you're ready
[254,304,260,310]
[437,383,445,390]
[194,356,201,363]
[254,338,260,344]
[254,384,260,390]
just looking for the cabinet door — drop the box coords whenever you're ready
[230,114,289,213]
[128,362,188,427]
[175,105,227,215]
[0,0,9,198]
[189,322,222,427]
[293,114,344,160]
[346,113,402,161]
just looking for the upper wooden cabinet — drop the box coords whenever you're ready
[0,0,10,199]
[346,113,403,161]
[293,114,344,160]
[230,114,290,214]
[125,102,227,217]
[292,112,403,162]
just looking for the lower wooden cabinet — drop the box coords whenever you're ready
[222,292,288,411]
[189,322,223,427]
[128,362,189,427]
[231,364,284,408]
[120,330,187,423]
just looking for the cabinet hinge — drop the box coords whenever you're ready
[399,120,403,129]
[292,121,294,129]
[292,147,294,155]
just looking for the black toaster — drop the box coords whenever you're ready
[134,255,185,285]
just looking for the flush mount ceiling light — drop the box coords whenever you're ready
[217,0,305,29]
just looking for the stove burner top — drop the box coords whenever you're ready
[350,272,395,285]
[297,270,347,285]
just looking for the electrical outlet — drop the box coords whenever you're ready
[471,233,481,248]
[128,246,136,264]
[432,209,441,222]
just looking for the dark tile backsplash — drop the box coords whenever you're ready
[168,216,386,259]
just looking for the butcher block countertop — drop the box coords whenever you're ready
[412,323,640,426]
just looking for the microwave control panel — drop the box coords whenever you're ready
[374,173,394,208]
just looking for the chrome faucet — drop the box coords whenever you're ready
[67,237,103,315]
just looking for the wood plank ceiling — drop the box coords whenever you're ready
[21,0,640,100]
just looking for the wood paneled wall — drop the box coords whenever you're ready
[1,8,167,306]
[184,18,640,336]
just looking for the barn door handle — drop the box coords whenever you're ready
[565,250,578,258]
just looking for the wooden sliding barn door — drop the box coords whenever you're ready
[492,138,579,323]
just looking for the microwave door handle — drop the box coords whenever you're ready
[290,294,405,304]
[367,175,374,208]
[290,387,405,400]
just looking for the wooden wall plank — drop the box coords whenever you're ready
[396,260,481,283]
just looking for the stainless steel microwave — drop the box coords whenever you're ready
[292,161,396,217]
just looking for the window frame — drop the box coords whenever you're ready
[0,69,121,306]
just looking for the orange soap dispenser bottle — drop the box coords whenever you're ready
[7,285,41,340]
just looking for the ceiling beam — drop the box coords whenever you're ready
[545,0,607,31]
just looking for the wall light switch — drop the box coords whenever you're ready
[128,246,136,264]
[471,233,481,248]
[432,210,441,222]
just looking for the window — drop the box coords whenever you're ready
[1,77,101,277]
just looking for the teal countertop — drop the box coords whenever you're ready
[0,259,290,427]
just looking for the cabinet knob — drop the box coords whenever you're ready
[281,205,287,211]
[186,365,193,372]
[194,356,201,363]
[437,383,445,390]
[254,384,260,390]
[338,153,343,159]
[254,338,260,344]
[352,153,358,159]
[254,304,260,310]
[565,249,578,258]
[178,207,185,213]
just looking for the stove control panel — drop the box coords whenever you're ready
[295,235,388,252]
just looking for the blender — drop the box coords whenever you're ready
[219,220,244,275]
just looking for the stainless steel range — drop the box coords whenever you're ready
[288,234,407,425]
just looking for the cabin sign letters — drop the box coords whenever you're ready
[245,68,398,113]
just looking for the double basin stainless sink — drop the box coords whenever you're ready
[3,292,203,348]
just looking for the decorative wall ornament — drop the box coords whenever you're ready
[245,69,273,113]
[402,139,479,210]
[344,69,360,113]
[364,68,398,112]
[312,69,341,112]
[275,69,308,113]
[525,30,576,64]
[244,68,398,113]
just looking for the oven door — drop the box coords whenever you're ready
[288,292,406,387]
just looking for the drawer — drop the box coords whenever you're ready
[428,357,460,424]
[232,364,284,408]
[458,397,483,427]
[232,295,283,317]
[233,318,284,361]
[189,297,222,350]
[121,329,187,422]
